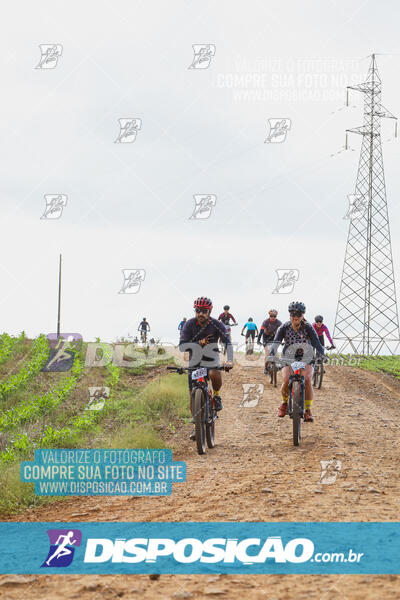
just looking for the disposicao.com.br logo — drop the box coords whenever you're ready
[41,529,82,567]
[1,522,388,575]
[84,535,317,564]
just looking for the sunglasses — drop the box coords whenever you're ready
[195,308,210,314]
[316,320,322,323]
[290,311,303,318]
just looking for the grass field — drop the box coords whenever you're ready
[0,335,189,515]
[356,354,400,378]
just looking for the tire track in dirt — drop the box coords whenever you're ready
[2,363,400,598]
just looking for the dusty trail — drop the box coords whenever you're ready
[1,363,400,599]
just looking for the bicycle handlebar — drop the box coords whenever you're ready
[167,365,233,374]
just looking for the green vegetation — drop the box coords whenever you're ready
[0,336,187,515]
[0,334,49,402]
[356,354,400,378]
[0,332,26,366]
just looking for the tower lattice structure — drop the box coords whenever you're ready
[334,54,400,355]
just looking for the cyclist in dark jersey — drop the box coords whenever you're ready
[179,297,233,440]
[218,305,237,326]
[257,309,282,374]
[138,318,150,341]
[218,305,237,347]
[269,301,325,422]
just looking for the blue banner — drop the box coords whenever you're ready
[0,522,399,574]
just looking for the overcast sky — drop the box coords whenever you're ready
[1,0,400,344]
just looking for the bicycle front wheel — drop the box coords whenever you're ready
[193,388,206,455]
[292,382,302,446]
[313,364,319,387]
[206,397,215,449]
[318,363,324,389]
[272,365,277,387]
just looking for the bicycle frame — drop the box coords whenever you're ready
[288,362,306,419]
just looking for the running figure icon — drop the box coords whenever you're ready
[45,531,77,566]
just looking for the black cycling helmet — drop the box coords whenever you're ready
[288,301,306,314]
[194,297,213,311]
[248,317,253,322]
[223,305,230,310]
[315,315,323,322]
[143,317,147,320]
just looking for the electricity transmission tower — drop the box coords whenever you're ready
[334,54,400,355]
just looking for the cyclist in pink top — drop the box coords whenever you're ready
[313,316,335,349]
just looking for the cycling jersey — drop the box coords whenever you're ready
[218,312,237,325]
[312,323,333,345]
[139,321,150,331]
[243,321,257,331]
[269,320,325,357]
[179,317,233,365]
[259,318,282,340]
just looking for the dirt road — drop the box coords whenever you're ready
[1,363,400,599]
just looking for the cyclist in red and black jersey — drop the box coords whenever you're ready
[257,309,282,374]
[218,305,237,327]
[179,297,233,440]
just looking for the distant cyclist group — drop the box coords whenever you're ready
[176,297,335,441]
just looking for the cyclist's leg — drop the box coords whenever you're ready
[209,369,222,391]
[304,364,313,407]
[281,365,290,399]
[209,369,223,410]
[278,365,290,416]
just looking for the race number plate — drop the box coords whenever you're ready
[291,361,306,371]
[192,367,207,380]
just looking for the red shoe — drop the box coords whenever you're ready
[304,409,314,422]
[278,403,288,417]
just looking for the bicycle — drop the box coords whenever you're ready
[312,346,333,389]
[243,333,256,355]
[167,365,231,455]
[221,323,237,356]
[286,360,307,446]
[140,330,149,344]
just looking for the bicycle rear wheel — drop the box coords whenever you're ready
[292,382,302,446]
[193,388,206,455]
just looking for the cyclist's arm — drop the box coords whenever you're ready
[323,325,334,345]
[241,323,247,335]
[178,321,196,352]
[269,324,286,356]
[306,323,325,356]
[230,313,237,324]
